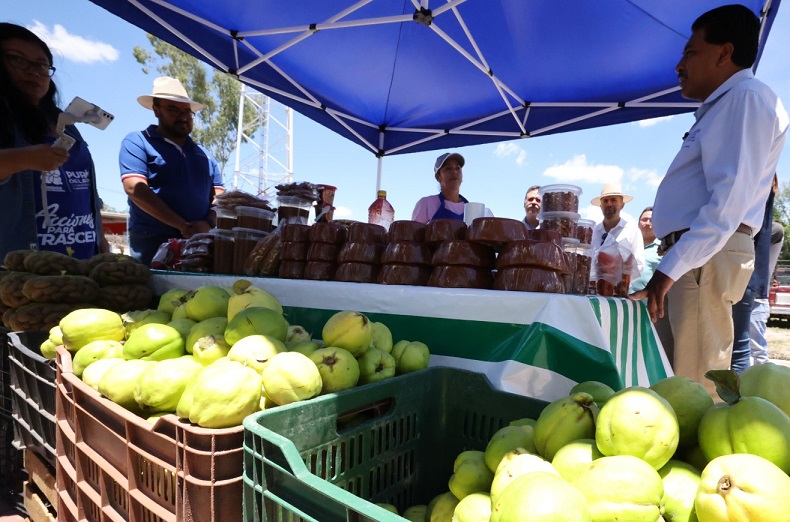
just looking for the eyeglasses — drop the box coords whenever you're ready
[4,53,56,77]
[163,106,195,118]
[601,232,608,245]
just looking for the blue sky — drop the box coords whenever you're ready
[6,1,790,226]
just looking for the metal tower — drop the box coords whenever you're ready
[232,84,294,198]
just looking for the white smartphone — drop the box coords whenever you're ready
[63,96,114,130]
[52,135,76,151]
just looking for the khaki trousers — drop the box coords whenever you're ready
[667,231,754,399]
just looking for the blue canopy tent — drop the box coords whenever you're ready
[87,0,781,185]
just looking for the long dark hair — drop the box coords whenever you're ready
[0,23,60,146]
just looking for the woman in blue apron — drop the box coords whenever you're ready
[412,152,485,223]
[0,23,108,260]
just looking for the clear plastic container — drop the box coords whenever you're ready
[231,227,268,275]
[214,207,237,230]
[210,229,235,274]
[277,196,313,226]
[236,206,275,232]
[538,184,582,213]
[561,237,579,295]
[575,218,595,244]
[575,243,593,295]
[538,211,580,239]
[368,190,395,232]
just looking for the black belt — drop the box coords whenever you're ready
[660,223,752,253]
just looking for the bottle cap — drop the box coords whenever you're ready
[377,190,387,198]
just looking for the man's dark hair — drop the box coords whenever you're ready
[639,206,653,219]
[525,185,541,198]
[692,4,760,68]
[0,23,59,146]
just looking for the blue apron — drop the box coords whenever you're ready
[431,193,469,221]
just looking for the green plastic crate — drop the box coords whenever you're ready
[242,367,549,521]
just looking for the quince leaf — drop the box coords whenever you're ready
[704,369,740,404]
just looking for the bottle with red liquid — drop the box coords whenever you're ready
[368,190,395,231]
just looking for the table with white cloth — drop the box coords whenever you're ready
[148,272,672,401]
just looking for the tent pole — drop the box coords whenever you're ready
[376,131,384,192]
[376,156,383,193]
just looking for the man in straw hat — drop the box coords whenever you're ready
[632,5,787,398]
[119,76,224,265]
[590,182,644,288]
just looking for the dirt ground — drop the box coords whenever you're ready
[767,320,790,360]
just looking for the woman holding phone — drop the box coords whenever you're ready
[0,22,108,260]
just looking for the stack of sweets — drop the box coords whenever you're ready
[304,222,347,280]
[335,223,387,283]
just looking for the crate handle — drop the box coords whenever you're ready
[335,398,395,432]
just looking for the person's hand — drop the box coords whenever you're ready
[179,221,196,239]
[29,144,69,171]
[192,220,212,234]
[633,271,675,323]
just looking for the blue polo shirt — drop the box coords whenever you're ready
[119,125,223,236]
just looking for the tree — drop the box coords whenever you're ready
[133,35,260,175]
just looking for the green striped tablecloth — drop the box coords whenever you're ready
[149,273,672,401]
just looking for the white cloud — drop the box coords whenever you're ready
[493,142,527,166]
[543,154,623,185]
[637,116,674,128]
[29,21,119,64]
[333,206,353,219]
[627,167,663,189]
[580,204,603,222]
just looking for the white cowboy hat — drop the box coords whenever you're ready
[591,182,633,206]
[137,76,206,111]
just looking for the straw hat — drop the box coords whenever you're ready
[591,182,633,206]
[137,76,206,111]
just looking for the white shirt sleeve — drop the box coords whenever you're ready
[658,89,779,280]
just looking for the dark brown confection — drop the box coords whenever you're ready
[574,253,592,295]
[347,222,387,244]
[337,242,384,264]
[494,267,566,293]
[278,261,306,279]
[425,219,468,245]
[539,212,579,239]
[304,261,337,280]
[431,240,496,268]
[526,229,562,246]
[388,220,427,243]
[428,265,493,289]
[308,222,348,244]
[496,240,568,272]
[280,223,311,242]
[378,264,432,286]
[576,224,594,244]
[381,242,434,266]
[280,241,309,261]
[306,242,340,262]
[541,191,579,213]
[466,217,528,250]
[335,262,380,283]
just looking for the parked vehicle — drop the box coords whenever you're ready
[769,262,790,320]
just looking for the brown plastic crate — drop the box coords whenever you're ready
[54,346,244,521]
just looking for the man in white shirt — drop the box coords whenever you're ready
[635,5,788,396]
[590,183,644,294]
